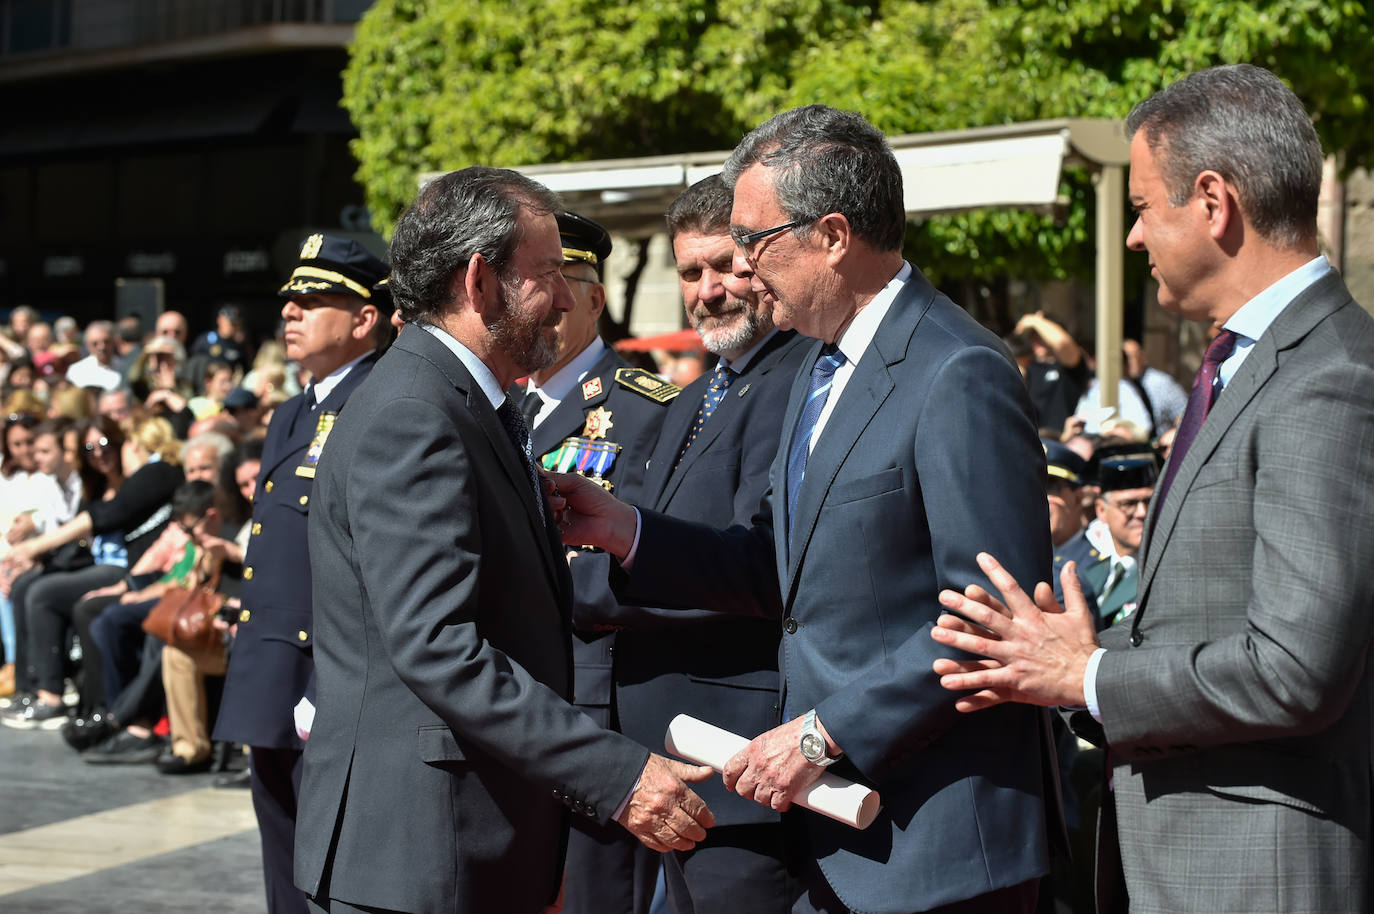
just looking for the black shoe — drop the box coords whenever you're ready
[83,729,166,765]
[156,751,213,775]
[1,699,69,731]
[61,710,116,751]
[213,769,252,789]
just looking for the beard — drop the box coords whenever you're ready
[489,277,560,374]
[689,296,771,356]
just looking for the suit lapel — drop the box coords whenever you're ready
[402,328,563,591]
[1139,271,1351,599]
[645,380,703,508]
[782,281,932,599]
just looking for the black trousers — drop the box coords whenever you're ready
[86,597,160,717]
[664,823,801,914]
[8,567,43,694]
[25,565,125,695]
[250,745,309,914]
[563,813,659,914]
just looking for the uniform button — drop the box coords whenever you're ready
[264,480,274,493]
[1129,630,1143,647]
[244,566,254,580]
[297,631,308,642]
[783,617,798,634]
[78,538,89,548]
[251,523,262,535]
[239,609,251,623]
[298,495,309,507]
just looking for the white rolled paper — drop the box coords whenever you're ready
[664,713,881,830]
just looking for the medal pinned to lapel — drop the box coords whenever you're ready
[582,377,603,399]
[582,406,613,440]
[295,411,338,478]
[541,436,620,491]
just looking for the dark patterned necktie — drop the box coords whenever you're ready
[786,344,847,548]
[497,397,545,524]
[520,388,543,428]
[1157,329,1239,507]
[674,365,735,470]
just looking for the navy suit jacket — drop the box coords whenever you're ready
[214,352,377,749]
[609,329,811,826]
[621,269,1054,914]
[295,327,649,913]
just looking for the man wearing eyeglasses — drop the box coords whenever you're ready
[1057,445,1160,628]
[555,106,1055,913]
[514,210,678,914]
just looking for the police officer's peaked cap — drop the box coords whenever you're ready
[557,211,613,276]
[279,233,390,302]
[1091,443,1161,492]
[1042,439,1088,488]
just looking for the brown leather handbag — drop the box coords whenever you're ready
[141,583,226,653]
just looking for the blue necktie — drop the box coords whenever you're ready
[674,365,735,470]
[497,397,545,524]
[786,344,846,548]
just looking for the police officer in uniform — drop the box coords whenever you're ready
[1055,443,1160,628]
[214,234,391,914]
[514,211,678,914]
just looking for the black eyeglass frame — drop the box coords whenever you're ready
[729,219,805,251]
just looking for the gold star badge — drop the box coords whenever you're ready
[582,407,613,440]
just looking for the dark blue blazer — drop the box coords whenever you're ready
[610,329,810,826]
[214,351,377,750]
[621,269,1055,914]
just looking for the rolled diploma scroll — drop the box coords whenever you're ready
[664,714,881,830]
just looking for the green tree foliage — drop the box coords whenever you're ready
[345,0,1372,302]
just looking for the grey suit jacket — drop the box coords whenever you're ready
[294,326,649,914]
[1097,269,1374,913]
[624,269,1056,914]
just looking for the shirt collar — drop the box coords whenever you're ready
[718,328,779,374]
[527,337,606,403]
[1223,255,1332,344]
[420,323,506,410]
[834,261,913,367]
[307,352,371,406]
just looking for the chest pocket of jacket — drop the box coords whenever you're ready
[829,466,904,505]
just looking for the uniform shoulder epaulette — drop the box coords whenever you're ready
[614,368,680,404]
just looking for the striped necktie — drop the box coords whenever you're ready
[497,397,545,524]
[786,343,846,548]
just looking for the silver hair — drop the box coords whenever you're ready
[183,431,235,462]
[721,105,906,253]
[389,167,562,324]
[1125,64,1323,248]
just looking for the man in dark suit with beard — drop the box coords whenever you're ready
[295,167,715,914]
[607,175,811,913]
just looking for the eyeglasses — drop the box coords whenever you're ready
[729,220,804,252]
[1106,495,1150,515]
[84,437,111,453]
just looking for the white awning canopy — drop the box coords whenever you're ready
[422,117,1133,404]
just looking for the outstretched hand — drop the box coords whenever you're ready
[930,552,1100,711]
[542,471,639,559]
[617,753,716,853]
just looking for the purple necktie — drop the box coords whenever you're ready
[1157,329,1239,507]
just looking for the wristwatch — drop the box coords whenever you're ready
[799,709,841,767]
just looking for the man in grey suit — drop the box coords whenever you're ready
[294,166,714,914]
[554,106,1055,913]
[933,64,1374,913]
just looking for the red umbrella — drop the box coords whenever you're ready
[612,328,705,353]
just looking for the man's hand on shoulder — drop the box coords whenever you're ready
[617,753,715,852]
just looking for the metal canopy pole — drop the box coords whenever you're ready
[1094,164,1125,411]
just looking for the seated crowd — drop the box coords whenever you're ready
[0,304,285,776]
